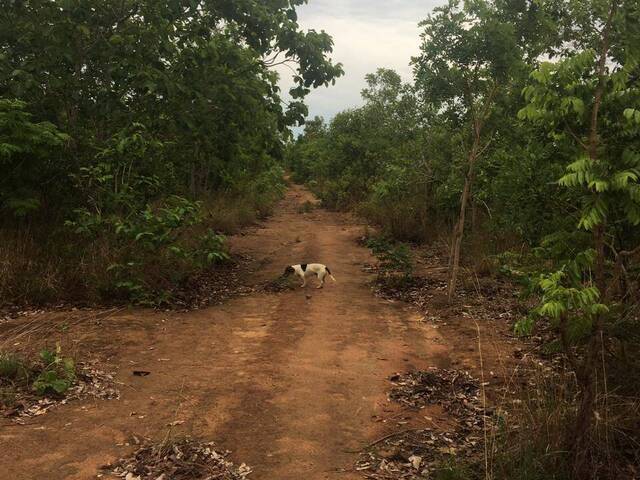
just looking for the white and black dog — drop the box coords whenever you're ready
[283,263,336,289]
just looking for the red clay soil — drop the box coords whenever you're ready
[0,185,517,480]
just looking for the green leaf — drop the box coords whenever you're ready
[77,25,90,37]
[571,98,584,115]
[514,316,535,336]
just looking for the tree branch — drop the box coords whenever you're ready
[476,132,495,159]
[565,124,588,151]
[588,0,618,160]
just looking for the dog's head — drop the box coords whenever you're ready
[283,265,295,276]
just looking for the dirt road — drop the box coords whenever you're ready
[1,185,452,479]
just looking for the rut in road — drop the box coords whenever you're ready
[0,185,451,480]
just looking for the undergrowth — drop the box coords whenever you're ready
[0,186,284,308]
[447,373,637,479]
[361,230,640,479]
[0,344,76,408]
[417,361,639,480]
[362,231,414,288]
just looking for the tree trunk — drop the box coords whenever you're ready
[446,82,498,303]
[572,333,600,479]
[447,132,481,302]
[570,3,617,476]
[190,163,197,196]
[471,197,478,238]
[571,227,607,478]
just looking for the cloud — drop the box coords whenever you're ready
[277,0,444,127]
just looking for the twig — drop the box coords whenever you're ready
[476,133,495,159]
[474,319,491,480]
[362,428,424,450]
[600,330,611,464]
[160,379,187,452]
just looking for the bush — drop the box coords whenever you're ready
[364,234,414,290]
[0,172,288,307]
[0,344,77,405]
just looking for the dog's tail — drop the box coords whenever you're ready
[326,266,336,282]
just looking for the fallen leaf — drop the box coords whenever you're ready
[409,455,422,470]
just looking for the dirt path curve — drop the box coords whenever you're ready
[1,184,450,480]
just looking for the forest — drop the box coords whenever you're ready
[0,0,342,304]
[1,1,639,480]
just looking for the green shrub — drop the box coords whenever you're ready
[364,234,414,291]
[32,346,76,396]
[32,367,75,396]
[0,345,77,402]
[366,236,413,276]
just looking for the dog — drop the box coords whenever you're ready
[283,263,336,289]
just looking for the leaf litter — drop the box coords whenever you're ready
[3,362,119,421]
[101,438,252,480]
[356,368,496,479]
[262,275,297,293]
[172,259,255,309]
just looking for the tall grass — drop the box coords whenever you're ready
[0,190,282,307]
[420,324,640,480]
[455,359,640,480]
[357,198,434,243]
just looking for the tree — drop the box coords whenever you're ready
[0,0,344,212]
[519,0,640,475]
[413,0,524,302]
[0,0,343,304]
[0,99,69,217]
[287,69,422,218]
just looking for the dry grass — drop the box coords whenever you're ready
[0,191,282,308]
[203,194,260,234]
[357,200,434,243]
[429,321,640,480]
[202,186,284,234]
[0,227,115,306]
[474,359,640,480]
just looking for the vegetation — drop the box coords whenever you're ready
[3,0,640,478]
[1,344,76,407]
[288,0,640,477]
[0,0,342,305]
[363,233,413,287]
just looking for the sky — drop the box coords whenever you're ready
[278,0,445,128]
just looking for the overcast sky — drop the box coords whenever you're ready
[278,0,445,128]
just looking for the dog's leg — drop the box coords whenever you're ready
[316,272,325,289]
